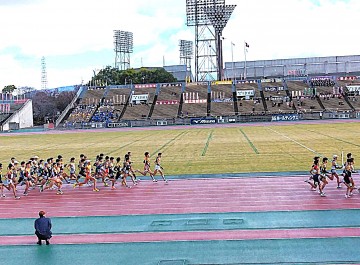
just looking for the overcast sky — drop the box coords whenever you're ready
[0,0,358,89]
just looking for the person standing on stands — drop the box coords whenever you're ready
[34,210,52,245]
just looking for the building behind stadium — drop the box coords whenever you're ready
[223,55,360,80]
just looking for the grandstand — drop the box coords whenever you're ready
[181,83,208,117]
[0,99,33,131]
[55,75,360,128]
[121,85,157,120]
[151,85,182,119]
[210,83,234,116]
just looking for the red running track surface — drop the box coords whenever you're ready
[1,176,359,219]
[1,227,360,246]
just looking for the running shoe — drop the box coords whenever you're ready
[73,183,77,189]
[1,194,6,198]
[56,190,63,195]
[152,179,158,182]
[104,183,109,187]
[320,192,326,197]
[93,188,100,192]
[39,186,44,192]
[345,194,349,198]
[15,196,20,200]
[111,186,116,190]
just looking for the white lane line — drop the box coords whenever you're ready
[266,127,322,156]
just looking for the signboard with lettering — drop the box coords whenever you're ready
[156,100,179,105]
[190,118,217,125]
[264,86,284,92]
[134,84,157,88]
[338,76,357,81]
[107,122,129,128]
[271,114,300,122]
[236,90,254,97]
[130,94,149,102]
[346,85,360,92]
[160,83,182,87]
[211,81,232,85]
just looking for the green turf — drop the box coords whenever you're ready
[1,209,360,236]
[1,238,360,265]
[1,122,360,175]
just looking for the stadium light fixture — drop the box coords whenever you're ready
[114,30,134,70]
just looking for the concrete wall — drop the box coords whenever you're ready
[1,100,33,131]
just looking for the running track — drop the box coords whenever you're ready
[1,174,360,264]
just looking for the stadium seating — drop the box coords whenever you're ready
[80,88,106,106]
[151,85,182,119]
[180,84,208,117]
[66,105,97,123]
[237,98,265,114]
[261,82,294,113]
[103,88,131,119]
[0,102,27,125]
[121,86,157,120]
[210,85,235,116]
[315,86,351,111]
[59,76,360,126]
[90,105,120,123]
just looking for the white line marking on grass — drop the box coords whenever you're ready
[266,127,322,156]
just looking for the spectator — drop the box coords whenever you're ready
[34,210,52,245]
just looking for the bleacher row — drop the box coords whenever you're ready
[64,79,360,124]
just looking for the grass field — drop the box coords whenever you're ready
[1,121,360,175]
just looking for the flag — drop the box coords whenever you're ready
[245,42,250,48]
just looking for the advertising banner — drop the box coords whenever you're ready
[236,90,254,97]
[130,94,149,101]
[271,114,300,122]
[190,118,217,125]
[134,84,157,88]
[264,86,284,92]
[156,100,179,105]
[160,83,182,87]
[184,99,207,104]
[211,81,232,85]
[107,122,129,128]
[346,85,360,92]
[338,76,357,81]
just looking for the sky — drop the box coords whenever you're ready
[0,0,359,89]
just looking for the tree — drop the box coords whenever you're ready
[32,90,76,125]
[88,66,178,86]
[2,85,17,94]
[18,86,36,96]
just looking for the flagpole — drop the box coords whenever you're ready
[231,42,235,81]
[244,41,247,80]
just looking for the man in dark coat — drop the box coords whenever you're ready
[34,210,52,245]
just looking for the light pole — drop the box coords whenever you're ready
[92,70,96,87]
[231,42,235,81]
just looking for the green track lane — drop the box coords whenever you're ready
[2,209,360,236]
[1,238,360,265]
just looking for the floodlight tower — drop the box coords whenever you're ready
[205,4,236,80]
[179,40,193,82]
[186,0,225,82]
[186,0,235,81]
[41,56,48,90]
[114,30,134,70]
